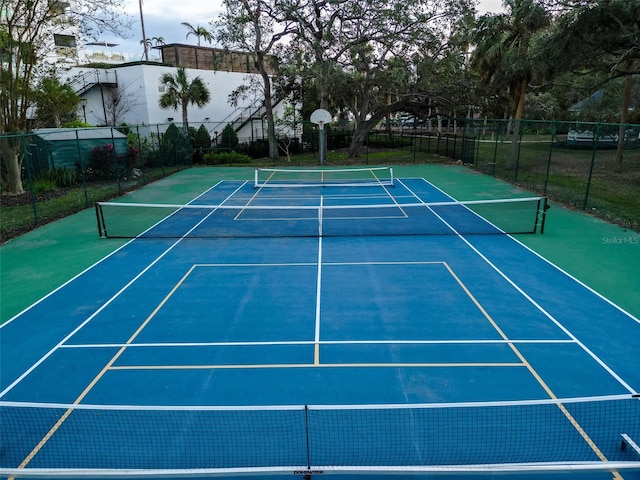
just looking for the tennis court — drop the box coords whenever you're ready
[1,166,639,479]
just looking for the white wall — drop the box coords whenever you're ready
[68,64,265,130]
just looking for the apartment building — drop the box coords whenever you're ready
[65,45,288,141]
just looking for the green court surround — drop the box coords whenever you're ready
[1,164,638,323]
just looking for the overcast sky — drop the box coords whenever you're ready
[103,0,505,60]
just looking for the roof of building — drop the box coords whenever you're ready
[32,127,128,142]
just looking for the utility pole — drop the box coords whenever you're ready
[139,0,149,61]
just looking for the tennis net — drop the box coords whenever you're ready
[1,394,639,477]
[95,196,548,239]
[254,166,394,187]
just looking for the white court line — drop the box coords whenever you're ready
[108,362,526,371]
[314,197,323,364]
[399,178,629,471]
[0,181,250,398]
[59,339,576,349]
[0,180,232,329]
[52,258,575,355]
[400,177,637,395]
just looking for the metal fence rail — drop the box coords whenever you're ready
[372,118,640,232]
[1,119,638,242]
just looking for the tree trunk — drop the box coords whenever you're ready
[0,138,25,195]
[507,77,527,170]
[317,60,332,160]
[614,73,632,173]
[258,56,278,161]
[181,101,189,130]
[348,122,369,158]
[318,60,331,111]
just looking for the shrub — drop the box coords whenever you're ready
[193,124,212,164]
[30,179,57,193]
[327,130,352,149]
[235,139,269,159]
[36,167,78,187]
[116,123,131,136]
[366,133,412,149]
[87,143,116,180]
[202,151,252,165]
[161,123,191,166]
[218,124,238,151]
[127,145,140,168]
[62,120,92,128]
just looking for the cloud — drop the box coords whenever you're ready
[106,0,505,60]
[103,0,223,59]
[477,0,506,14]
[124,0,222,20]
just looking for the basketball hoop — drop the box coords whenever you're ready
[310,109,332,130]
[310,109,332,164]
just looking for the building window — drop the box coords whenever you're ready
[54,34,77,57]
[54,34,76,48]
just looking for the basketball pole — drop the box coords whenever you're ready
[318,122,325,165]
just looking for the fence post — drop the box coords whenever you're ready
[584,122,600,210]
[460,123,466,164]
[492,124,499,176]
[75,129,89,207]
[452,132,457,160]
[543,120,556,194]
[514,121,524,183]
[22,135,39,227]
[157,124,165,177]
[412,132,416,163]
[111,127,121,193]
[136,125,146,184]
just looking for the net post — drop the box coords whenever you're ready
[390,167,394,187]
[95,203,106,238]
[540,197,549,234]
[254,169,259,188]
[304,405,311,470]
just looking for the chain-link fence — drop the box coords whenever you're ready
[2,119,639,241]
[372,119,640,231]
[0,124,193,241]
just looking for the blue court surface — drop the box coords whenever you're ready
[1,173,639,479]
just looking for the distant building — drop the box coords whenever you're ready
[568,91,604,118]
[155,44,276,75]
[64,44,288,142]
[0,0,81,66]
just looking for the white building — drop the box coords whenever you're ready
[1,0,290,142]
[64,44,290,142]
[4,2,294,142]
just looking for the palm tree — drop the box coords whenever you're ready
[471,0,550,168]
[181,22,214,46]
[158,67,211,129]
[140,36,165,59]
